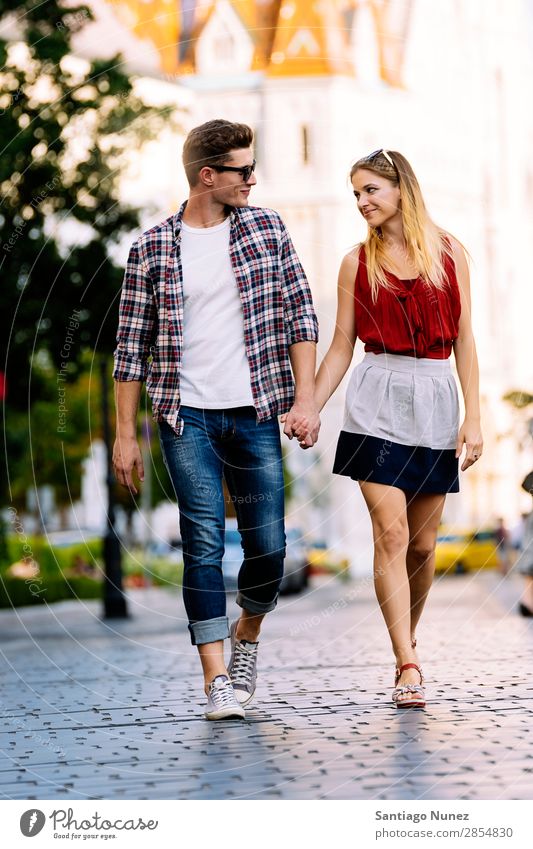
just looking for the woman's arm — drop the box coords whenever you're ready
[451,237,483,471]
[314,249,359,411]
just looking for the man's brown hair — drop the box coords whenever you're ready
[182,119,254,187]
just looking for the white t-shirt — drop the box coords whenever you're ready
[179,217,254,408]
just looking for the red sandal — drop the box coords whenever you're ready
[392,663,425,709]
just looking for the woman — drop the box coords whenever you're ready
[314,149,482,708]
[516,472,533,617]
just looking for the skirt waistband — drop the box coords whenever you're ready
[362,352,452,377]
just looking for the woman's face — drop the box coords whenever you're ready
[351,168,401,229]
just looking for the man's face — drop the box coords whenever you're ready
[201,147,257,207]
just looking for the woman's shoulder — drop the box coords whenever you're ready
[340,243,363,274]
[440,232,469,287]
[440,231,466,263]
[337,245,363,295]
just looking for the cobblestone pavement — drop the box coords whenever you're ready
[0,568,531,800]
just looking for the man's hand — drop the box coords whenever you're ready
[112,436,144,494]
[281,401,321,449]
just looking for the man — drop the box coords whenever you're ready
[113,119,319,720]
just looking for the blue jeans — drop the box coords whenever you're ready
[159,406,286,645]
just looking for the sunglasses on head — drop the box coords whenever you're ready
[366,149,398,174]
[210,159,256,182]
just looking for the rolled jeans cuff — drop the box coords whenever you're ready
[189,615,230,646]
[236,591,278,615]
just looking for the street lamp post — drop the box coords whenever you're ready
[100,358,128,619]
[0,371,8,563]
[140,414,153,587]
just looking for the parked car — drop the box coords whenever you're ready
[46,530,97,547]
[221,524,309,595]
[280,528,309,595]
[434,527,499,574]
[145,539,183,564]
[307,540,350,576]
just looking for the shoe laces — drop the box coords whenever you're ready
[209,677,238,708]
[231,641,257,685]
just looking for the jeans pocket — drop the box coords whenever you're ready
[158,420,181,444]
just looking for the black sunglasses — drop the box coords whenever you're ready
[210,159,256,182]
[365,148,398,176]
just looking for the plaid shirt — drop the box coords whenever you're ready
[113,202,319,434]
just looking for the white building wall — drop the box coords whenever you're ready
[75,0,533,564]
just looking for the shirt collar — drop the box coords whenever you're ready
[172,201,238,243]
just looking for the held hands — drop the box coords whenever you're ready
[112,436,144,494]
[455,418,483,471]
[280,400,321,449]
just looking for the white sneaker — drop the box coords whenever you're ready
[204,675,245,721]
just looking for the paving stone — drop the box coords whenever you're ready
[0,573,531,799]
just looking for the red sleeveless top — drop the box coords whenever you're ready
[354,245,461,359]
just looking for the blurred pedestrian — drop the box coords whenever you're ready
[510,512,529,552]
[70,553,96,577]
[310,149,482,708]
[517,472,533,617]
[112,120,319,720]
[494,516,511,575]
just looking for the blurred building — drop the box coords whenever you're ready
[76,1,533,571]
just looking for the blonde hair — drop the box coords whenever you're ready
[350,150,454,302]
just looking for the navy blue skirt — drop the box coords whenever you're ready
[333,432,459,494]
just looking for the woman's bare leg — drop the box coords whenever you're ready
[521,576,533,611]
[359,481,420,702]
[405,492,447,650]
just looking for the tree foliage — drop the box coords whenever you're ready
[0,0,181,510]
[503,391,533,409]
[7,353,175,521]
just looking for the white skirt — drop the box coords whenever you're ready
[333,353,460,494]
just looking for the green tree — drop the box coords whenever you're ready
[7,352,98,513]
[504,389,533,461]
[504,391,533,409]
[7,358,175,535]
[0,0,181,519]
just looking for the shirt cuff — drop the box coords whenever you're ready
[286,314,319,347]
[113,351,148,382]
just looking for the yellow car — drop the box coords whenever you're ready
[434,527,500,574]
[307,541,350,577]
